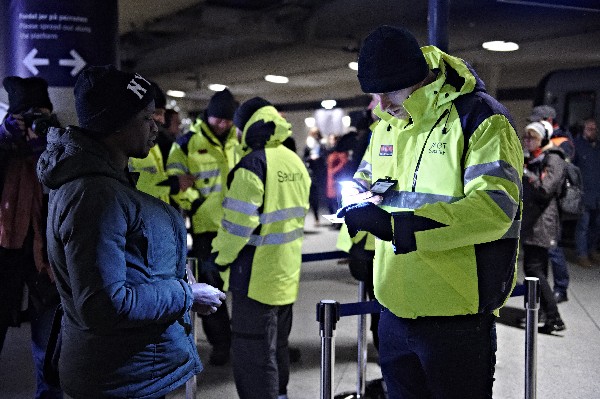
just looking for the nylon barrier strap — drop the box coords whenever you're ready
[339,300,385,317]
[302,251,349,263]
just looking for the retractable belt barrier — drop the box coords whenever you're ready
[302,250,349,263]
[311,248,540,399]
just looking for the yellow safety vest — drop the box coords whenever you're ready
[129,144,172,203]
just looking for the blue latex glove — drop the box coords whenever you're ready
[338,202,393,241]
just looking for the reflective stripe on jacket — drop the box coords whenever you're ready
[212,106,311,305]
[166,119,240,234]
[354,46,523,318]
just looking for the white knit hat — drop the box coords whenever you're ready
[525,122,547,139]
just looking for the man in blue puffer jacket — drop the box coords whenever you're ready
[37,65,225,399]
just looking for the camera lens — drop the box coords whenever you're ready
[31,117,50,137]
[30,114,60,137]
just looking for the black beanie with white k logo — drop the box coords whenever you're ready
[74,65,154,134]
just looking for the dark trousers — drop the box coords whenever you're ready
[0,303,63,399]
[31,303,63,399]
[326,197,338,215]
[549,244,569,295]
[0,243,63,399]
[523,244,560,319]
[379,310,496,399]
[191,232,231,351]
[575,207,600,257]
[308,179,321,221]
[231,293,293,399]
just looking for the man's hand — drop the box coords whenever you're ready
[338,202,393,241]
[190,283,226,315]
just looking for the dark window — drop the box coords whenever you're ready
[565,91,595,134]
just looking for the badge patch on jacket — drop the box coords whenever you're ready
[379,145,393,156]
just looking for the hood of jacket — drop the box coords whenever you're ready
[421,45,483,103]
[37,126,129,190]
[240,105,291,152]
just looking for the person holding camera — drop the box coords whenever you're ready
[0,76,63,398]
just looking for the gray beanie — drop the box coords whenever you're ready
[528,105,556,122]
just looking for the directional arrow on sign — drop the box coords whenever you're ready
[23,48,49,75]
[59,50,86,76]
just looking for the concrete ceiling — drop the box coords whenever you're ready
[117,0,600,110]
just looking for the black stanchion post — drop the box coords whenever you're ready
[356,281,367,397]
[186,257,199,399]
[318,300,340,399]
[525,277,540,399]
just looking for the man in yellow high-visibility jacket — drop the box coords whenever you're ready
[211,98,310,399]
[129,83,195,204]
[166,89,240,365]
[338,25,523,398]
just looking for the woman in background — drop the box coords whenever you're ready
[521,121,567,333]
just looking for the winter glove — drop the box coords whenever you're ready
[190,282,226,315]
[0,114,25,141]
[200,253,225,288]
[337,202,393,241]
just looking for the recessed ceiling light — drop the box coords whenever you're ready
[342,115,351,127]
[482,41,519,52]
[348,62,358,71]
[304,117,316,128]
[208,84,228,91]
[321,100,337,110]
[166,90,186,98]
[265,75,289,84]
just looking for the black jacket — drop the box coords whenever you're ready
[521,147,566,248]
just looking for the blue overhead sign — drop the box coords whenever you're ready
[4,0,118,87]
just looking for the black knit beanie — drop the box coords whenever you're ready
[74,65,154,134]
[233,97,272,130]
[151,81,167,110]
[3,76,53,114]
[357,25,429,93]
[206,88,237,120]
